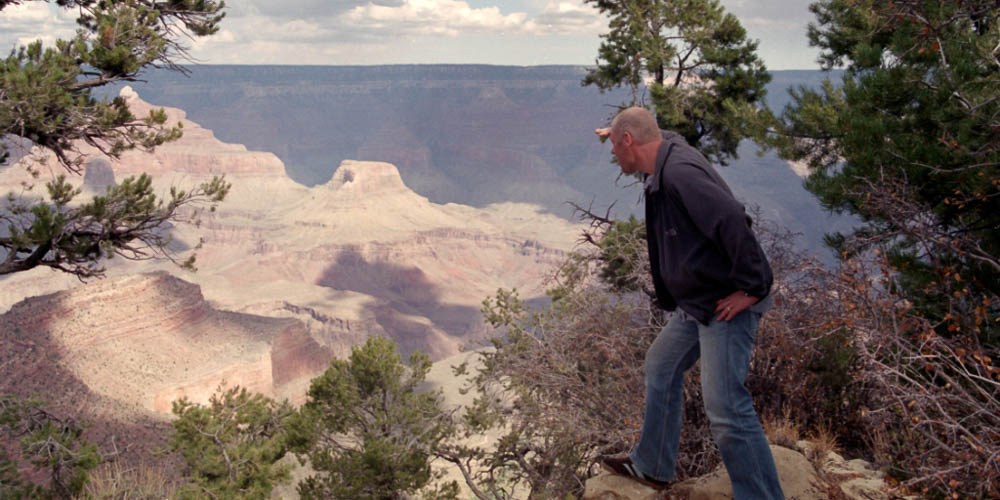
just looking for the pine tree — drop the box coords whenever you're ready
[583,0,771,164]
[170,387,294,499]
[765,0,1000,342]
[0,0,229,278]
[0,395,101,499]
[289,337,458,500]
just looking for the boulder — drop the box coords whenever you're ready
[583,473,664,500]
[584,445,891,500]
[668,446,825,500]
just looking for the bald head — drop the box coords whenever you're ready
[611,107,660,145]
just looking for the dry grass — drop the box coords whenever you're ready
[805,425,840,467]
[83,460,177,500]
[762,408,801,450]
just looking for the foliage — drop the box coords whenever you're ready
[289,336,458,500]
[461,206,783,497]
[1,0,225,170]
[570,207,999,497]
[461,206,947,498]
[594,215,647,294]
[739,1,1000,494]
[582,0,770,164]
[0,449,44,499]
[819,253,1000,497]
[0,395,102,499]
[466,283,669,498]
[169,386,293,500]
[1,173,229,277]
[0,0,230,279]
[763,0,1000,343]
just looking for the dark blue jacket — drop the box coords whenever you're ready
[645,131,773,324]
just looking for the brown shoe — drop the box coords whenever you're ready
[599,454,671,490]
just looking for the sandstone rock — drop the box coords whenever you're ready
[821,450,892,500]
[669,446,826,500]
[324,160,414,199]
[88,86,288,177]
[1,134,33,167]
[583,445,893,500]
[0,271,333,415]
[0,271,335,471]
[584,472,664,500]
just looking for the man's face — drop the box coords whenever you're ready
[610,131,636,174]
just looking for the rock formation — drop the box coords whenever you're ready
[0,87,588,485]
[582,443,893,500]
[90,86,288,178]
[0,272,333,466]
[1,87,582,364]
[109,66,858,257]
[193,158,576,360]
[0,271,331,414]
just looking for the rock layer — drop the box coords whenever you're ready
[93,86,288,177]
[0,271,332,415]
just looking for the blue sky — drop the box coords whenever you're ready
[1,0,822,69]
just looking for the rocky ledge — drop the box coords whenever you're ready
[583,442,895,500]
[0,271,332,415]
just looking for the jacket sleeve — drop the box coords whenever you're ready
[669,164,773,299]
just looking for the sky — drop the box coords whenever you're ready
[0,0,822,69]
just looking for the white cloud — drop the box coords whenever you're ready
[526,0,603,35]
[188,0,604,62]
[0,2,51,23]
[2,0,820,68]
[740,16,809,30]
[189,28,237,53]
[719,0,814,21]
[334,0,603,37]
[0,4,78,53]
[341,0,529,36]
[226,0,397,19]
[212,29,238,43]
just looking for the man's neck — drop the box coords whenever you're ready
[634,138,663,176]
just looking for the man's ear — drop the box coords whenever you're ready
[622,131,633,146]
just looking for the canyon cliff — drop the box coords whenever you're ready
[0,89,581,452]
[0,271,330,415]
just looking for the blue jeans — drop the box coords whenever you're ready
[629,309,784,499]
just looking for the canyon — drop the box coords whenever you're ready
[0,87,581,461]
[101,65,855,261]
[1,66,856,485]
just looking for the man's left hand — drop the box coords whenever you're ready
[714,291,758,322]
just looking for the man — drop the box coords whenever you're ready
[595,107,784,499]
